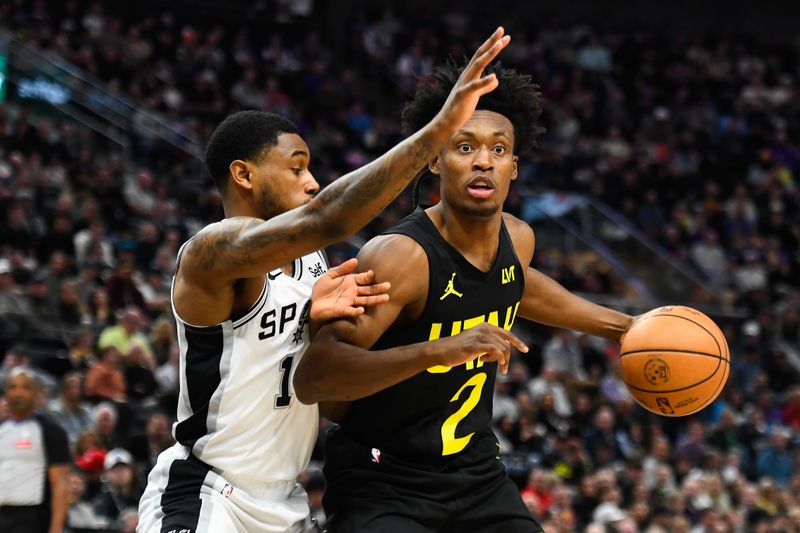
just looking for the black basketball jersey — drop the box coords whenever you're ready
[341,208,524,463]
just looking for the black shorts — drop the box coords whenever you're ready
[323,429,543,533]
[0,505,49,533]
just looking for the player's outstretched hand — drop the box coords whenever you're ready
[310,258,391,321]
[434,322,528,375]
[432,27,511,136]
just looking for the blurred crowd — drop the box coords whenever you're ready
[1,1,800,532]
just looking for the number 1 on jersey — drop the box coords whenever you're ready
[441,372,487,455]
[275,355,294,408]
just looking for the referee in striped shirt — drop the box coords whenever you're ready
[0,367,70,533]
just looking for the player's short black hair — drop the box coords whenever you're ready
[401,60,544,154]
[204,110,300,193]
[402,60,544,205]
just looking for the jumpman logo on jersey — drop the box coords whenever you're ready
[439,273,463,300]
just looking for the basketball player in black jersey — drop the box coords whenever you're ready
[296,62,635,532]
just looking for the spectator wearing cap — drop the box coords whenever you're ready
[0,368,69,533]
[73,441,107,501]
[756,426,795,488]
[92,448,142,527]
[592,486,627,526]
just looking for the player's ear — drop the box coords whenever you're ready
[229,160,254,190]
[429,157,441,176]
[511,155,519,182]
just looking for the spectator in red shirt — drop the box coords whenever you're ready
[520,468,556,516]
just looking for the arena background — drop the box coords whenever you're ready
[0,0,799,531]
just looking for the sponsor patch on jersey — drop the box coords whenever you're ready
[371,448,381,463]
[308,261,326,278]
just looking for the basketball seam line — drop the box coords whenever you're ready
[620,348,728,360]
[624,356,726,394]
[632,312,724,356]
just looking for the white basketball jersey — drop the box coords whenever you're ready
[171,247,328,483]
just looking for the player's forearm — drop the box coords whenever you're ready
[49,479,68,533]
[520,267,633,342]
[306,122,449,238]
[295,337,442,404]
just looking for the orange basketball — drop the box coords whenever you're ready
[619,305,730,417]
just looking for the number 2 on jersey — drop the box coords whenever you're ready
[275,355,294,408]
[441,372,487,456]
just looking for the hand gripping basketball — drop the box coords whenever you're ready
[619,305,730,417]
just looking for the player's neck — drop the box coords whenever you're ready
[428,204,502,271]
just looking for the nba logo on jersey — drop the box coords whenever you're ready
[221,483,234,498]
[371,448,381,463]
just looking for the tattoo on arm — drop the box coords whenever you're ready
[311,135,435,228]
[189,134,435,275]
[194,219,286,271]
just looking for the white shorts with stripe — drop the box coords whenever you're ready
[137,444,317,533]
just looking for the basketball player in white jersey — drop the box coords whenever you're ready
[137,28,514,533]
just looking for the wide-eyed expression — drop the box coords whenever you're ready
[431,110,518,218]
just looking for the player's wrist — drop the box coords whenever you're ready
[424,112,459,147]
[422,338,450,368]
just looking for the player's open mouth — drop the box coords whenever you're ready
[467,177,495,198]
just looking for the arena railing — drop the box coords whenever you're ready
[0,30,204,163]
[522,192,746,321]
